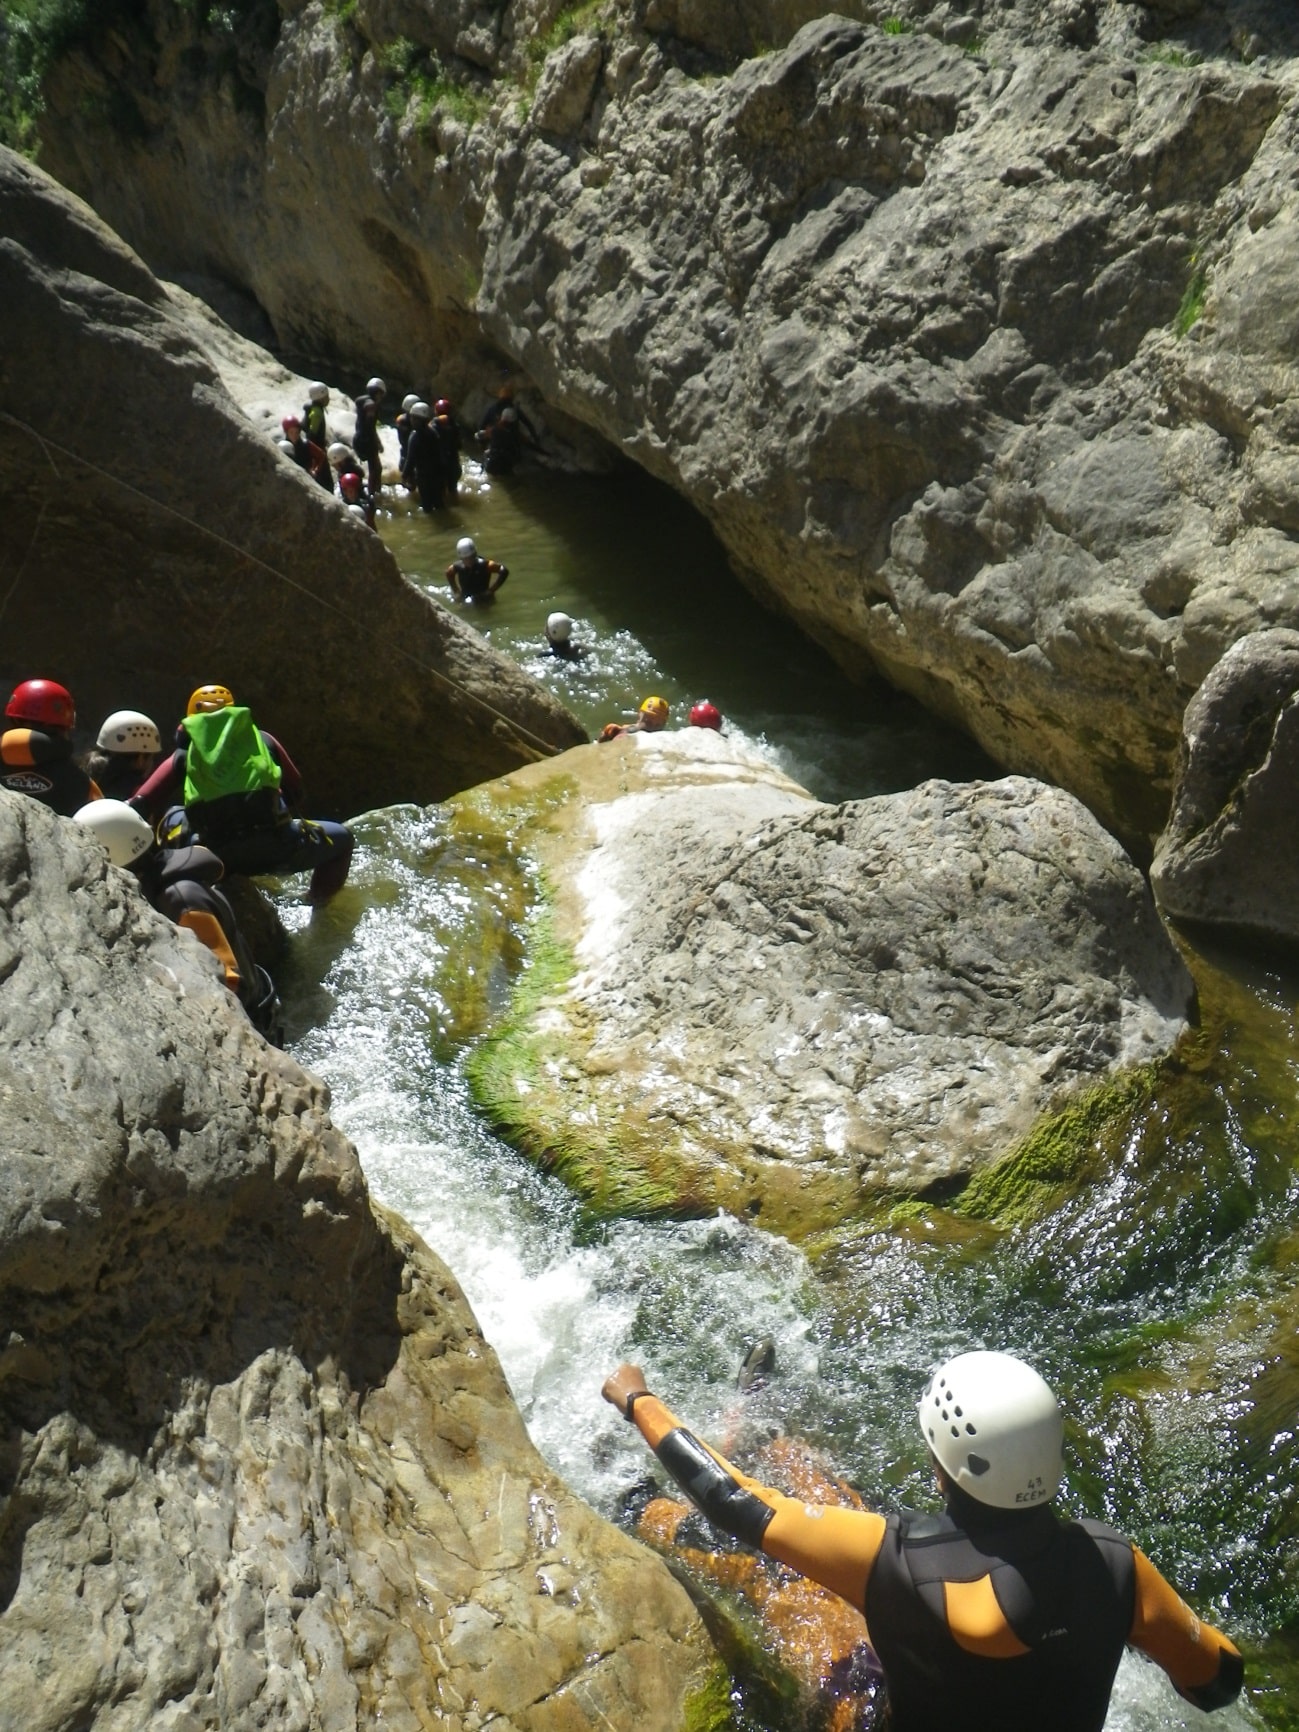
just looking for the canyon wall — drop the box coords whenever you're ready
[23,0,1299,842]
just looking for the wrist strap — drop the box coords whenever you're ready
[624,1389,650,1422]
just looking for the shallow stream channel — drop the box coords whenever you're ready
[277,460,1299,1729]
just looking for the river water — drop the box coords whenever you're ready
[279,460,1297,1729]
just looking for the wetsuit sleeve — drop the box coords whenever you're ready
[629,1395,887,1609]
[129,749,185,819]
[1129,1548,1243,1711]
[262,733,303,806]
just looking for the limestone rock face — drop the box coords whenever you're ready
[29,2,1299,844]
[0,792,710,1731]
[462,731,1192,1235]
[1151,628,1299,943]
[0,147,585,819]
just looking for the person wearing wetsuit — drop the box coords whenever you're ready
[1,679,100,814]
[130,685,353,905]
[402,402,445,512]
[432,399,463,499]
[603,1350,1243,1731]
[446,536,508,603]
[83,709,162,802]
[302,385,335,493]
[352,390,382,495]
[477,384,538,475]
[74,800,281,1039]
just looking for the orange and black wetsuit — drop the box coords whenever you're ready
[626,1394,1243,1731]
[0,727,100,815]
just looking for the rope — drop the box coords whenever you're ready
[0,408,566,763]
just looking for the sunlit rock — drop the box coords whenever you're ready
[1151,627,1299,944]
[27,1,1299,846]
[460,730,1193,1236]
[0,791,713,1731]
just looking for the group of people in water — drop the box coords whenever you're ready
[275,374,539,526]
[0,677,353,1039]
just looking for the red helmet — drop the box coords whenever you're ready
[281,415,301,436]
[339,470,362,499]
[434,398,452,416]
[6,678,75,730]
[689,700,723,731]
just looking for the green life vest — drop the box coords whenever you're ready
[181,707,282,808]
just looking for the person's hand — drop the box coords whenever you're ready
[602,1363,649,1416]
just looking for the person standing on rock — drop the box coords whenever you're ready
[129,684,353,905]
[402,401,446,512]
[447,536,508,603]
[602,1350,1244,1731]
[1,679,101,814]
[353,378,385,496]
[302,383,335,493]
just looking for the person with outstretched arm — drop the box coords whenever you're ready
[602,1349,1244,1731]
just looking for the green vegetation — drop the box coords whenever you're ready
[523,0,610,87]
[0,0,277,153]
[378,35,491,127]
[956,1067,1160,1228]
[881,16,914,35]
[682,1663,739,1732]
[1143,43,1201,68]
[1175,260,1208,336]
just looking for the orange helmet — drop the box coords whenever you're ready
[187,684,234,716]
[638,695,669,730]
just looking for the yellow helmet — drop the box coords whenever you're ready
[187,683,234,716]
[638,695,669,728]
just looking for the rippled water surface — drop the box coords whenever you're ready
[278,462,1297,1729]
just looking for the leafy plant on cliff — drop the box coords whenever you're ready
[1175,259,1209,336]
[523,0,610,88]
[378,36,490,127]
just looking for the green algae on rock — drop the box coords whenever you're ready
[452,731,1193,1239]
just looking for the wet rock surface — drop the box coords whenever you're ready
[462,731,1192,1234]
[1152,627,1299,944]
[0,791,711,1731]
[0,147,585,820]
[28,0,1299,847]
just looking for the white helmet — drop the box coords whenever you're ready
[918,1351,1063,1509]
[401,393,418,411]
[456,536,477,560]
[547,611,572,642]
[366,376,386,396]
[347,504,368,522]
[96,710,161,755]
[410,400,432,421]
[276,438,295,456]
[327,442,351,466]
[74,799,153,868]
[308,381,329,404]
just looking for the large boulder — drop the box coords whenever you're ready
[1151,627,1299,944]
[0,791,713,1731]
[0,147,585,819]
[460,731,1193,1237]
[25,1,1299,846]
